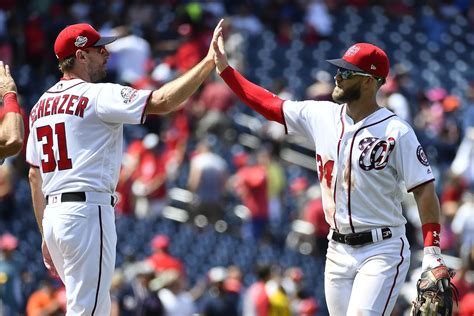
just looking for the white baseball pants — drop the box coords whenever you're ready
[42,192,117,316]
[324,227,411,316]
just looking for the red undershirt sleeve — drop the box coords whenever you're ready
[219,66,285,124]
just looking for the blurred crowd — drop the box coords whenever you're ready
[0,0,474,315]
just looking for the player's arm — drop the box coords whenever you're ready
[28,166,58,276]
[0,61,24,159]
[213,29,285,124]
[29,167,46,235]
[412,181,445,270]
[145,19,224,115]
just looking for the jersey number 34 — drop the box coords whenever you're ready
[36,123,72,173]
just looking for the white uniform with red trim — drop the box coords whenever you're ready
[26,78,151,315]
[283,100,433,316]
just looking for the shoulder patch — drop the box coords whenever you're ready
[120,87,138,104]
[416,145,429,166]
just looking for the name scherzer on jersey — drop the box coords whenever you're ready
[283,100,433,234]
[26,79,151,195]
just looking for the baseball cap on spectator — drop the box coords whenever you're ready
[327,43,390,78]
[208,266,228,283]
[151,234,170,251]
[0,233,18,251]
[54,23,117,60]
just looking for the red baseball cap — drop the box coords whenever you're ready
[327,43,390,78]
[54,23,117,60]
[151,235,170,250]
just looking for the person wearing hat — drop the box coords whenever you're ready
[26,19,224,316]
[213,31,446,315]
[146,235,184,275]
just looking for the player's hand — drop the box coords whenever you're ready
[206,19,224,64]
[212,21,228,74]
[0,61,17,98]
[42,239,59,277]
[422,246,446,271]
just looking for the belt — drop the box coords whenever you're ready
[46,192,115,206]
[331,227,392,246]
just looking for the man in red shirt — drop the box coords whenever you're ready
[146,235,184,274]
[233,154,269,240]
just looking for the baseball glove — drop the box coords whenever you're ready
[411,265,458,316]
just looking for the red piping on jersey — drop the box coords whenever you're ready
[407,178,435,193]
[347,114,396,233]
[333,105,345,232]
[382,237,405,315]
[46,81,86,94]
[141,92,153,124]
[27,162,40,168]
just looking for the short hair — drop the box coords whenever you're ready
[58,56,75,73]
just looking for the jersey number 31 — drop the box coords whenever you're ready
[37,123,72,173]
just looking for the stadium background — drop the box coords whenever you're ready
[0,0,473,315]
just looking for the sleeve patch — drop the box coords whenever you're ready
[120,87,138,104]
[416,145,429,166]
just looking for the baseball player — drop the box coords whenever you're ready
[26,20,224,315]
[0,61,24,163]
[213,33,446,315]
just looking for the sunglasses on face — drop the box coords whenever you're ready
[82,45,107,54]
[336,68,373,80]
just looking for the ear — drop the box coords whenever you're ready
[75,50,86,61]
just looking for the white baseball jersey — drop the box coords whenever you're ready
[26,79,151,195]
[283,100,433,234]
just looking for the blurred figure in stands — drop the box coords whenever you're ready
[146,234,184,275]
[132,133,168,219]
[200,266,238,316]
[107,25,151,85]
[0,233,22,316]
[26,278,64,316]
[188,138,228,224]
[242,264,271,316]
[232,153,269,241]
[257,146,286,226]
[117,261,164,316]
[151,269,196,316]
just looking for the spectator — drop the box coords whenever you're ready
[200,266,239,316]
[232,153,269,241]
[132,133,168,219]
[0,233,22,316]
[117,261,164,316]
[187,138,228,224]
[26,278,63,316]
[146,234,185,275]
[257,146,286,225]
[151,269,196,316]
[107,26,152,84]
[242,264,271,316]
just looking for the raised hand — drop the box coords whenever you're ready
[206,19,225,63]
[212,21,228,74]
[0,61,17,98]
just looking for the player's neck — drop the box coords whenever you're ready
[346,100,381,124]
[62,70,90,82]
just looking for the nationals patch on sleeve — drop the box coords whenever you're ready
[120,87,138,104]
[416,145,429,166]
